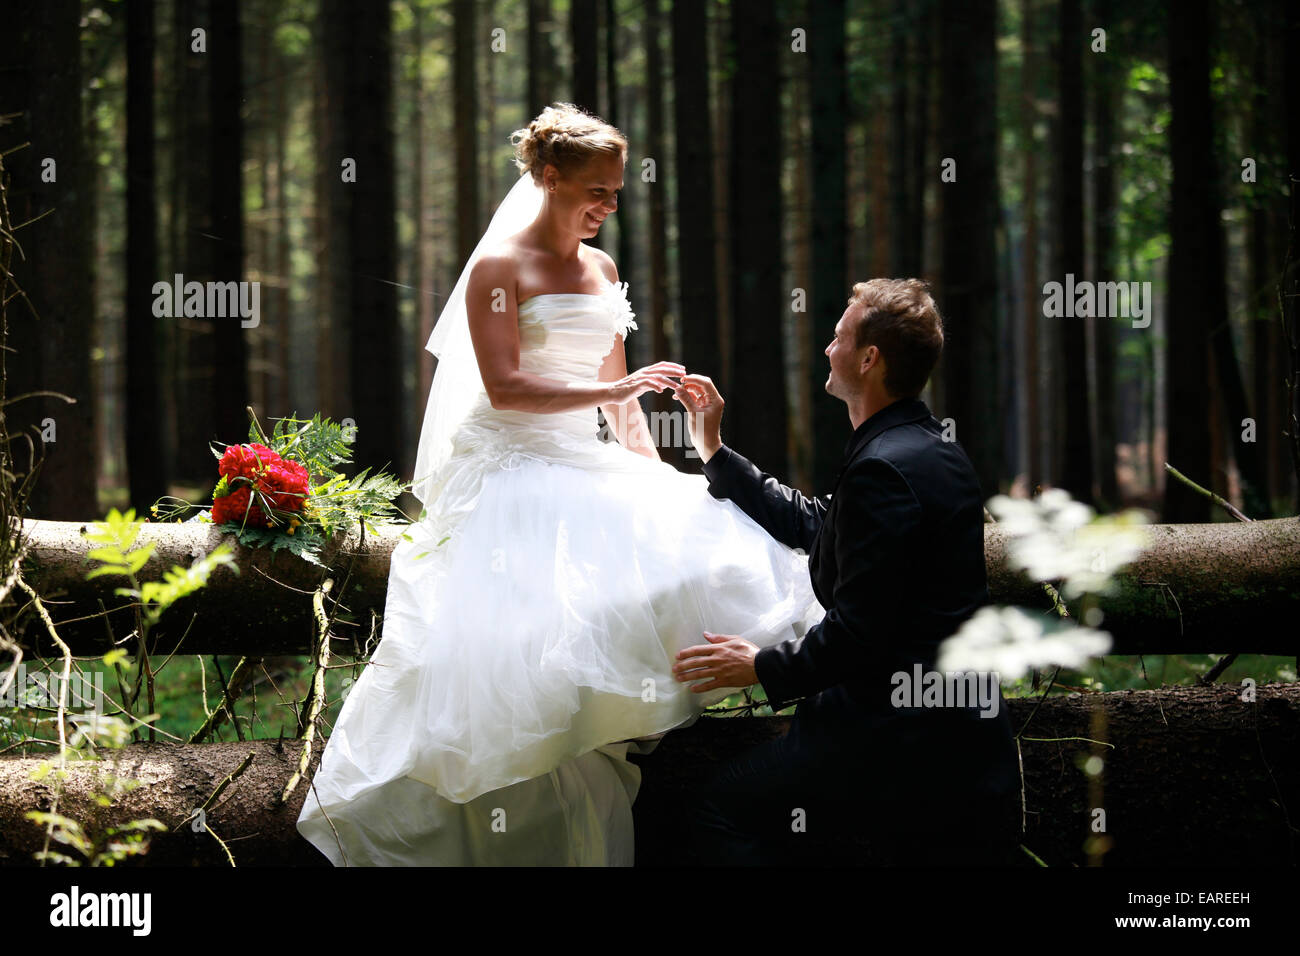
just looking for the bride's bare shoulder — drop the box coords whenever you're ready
[468,242,521,294]
[583,244,619,284]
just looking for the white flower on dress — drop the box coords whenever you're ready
[600,280,638,338]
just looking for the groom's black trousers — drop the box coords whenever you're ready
[686,707,1020,866]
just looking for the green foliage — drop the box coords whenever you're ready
[83,508,238,628]
[248,411,353,487]
[223,522,326,566]
[238,410,409,551]
[24,713,167,867]
[154,411,411,566]
[83,507,155,581]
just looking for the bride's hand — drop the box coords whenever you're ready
[605,361,685,405]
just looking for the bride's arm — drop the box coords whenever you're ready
[596,336,660,460]
[468,254,678,414]
[467,253,621,414]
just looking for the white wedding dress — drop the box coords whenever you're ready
[296,279,825,866]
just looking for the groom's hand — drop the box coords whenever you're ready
[672,632,759,693]
[672,374,724,464]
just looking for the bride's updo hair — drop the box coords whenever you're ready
[511,103,628,185]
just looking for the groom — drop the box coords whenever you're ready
[671,278,1019,866]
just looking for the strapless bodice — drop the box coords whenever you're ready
[457,280,639,442]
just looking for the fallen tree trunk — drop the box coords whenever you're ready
[0,683,1295,866]
[15,516,1300,656]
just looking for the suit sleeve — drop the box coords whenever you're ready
[700,444,830,553]
[753,456,922,710]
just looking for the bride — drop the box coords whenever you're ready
[296,103,825,866]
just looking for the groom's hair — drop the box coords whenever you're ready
[848,278,944,399]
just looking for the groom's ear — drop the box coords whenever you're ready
[860,345,879,374]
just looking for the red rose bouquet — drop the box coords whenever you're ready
[211,442,311,531]
[152,409,407,566]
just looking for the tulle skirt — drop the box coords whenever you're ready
[298,416,825,865]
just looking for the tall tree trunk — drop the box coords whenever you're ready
[482,0,498,225]
[1164,0,1216,522]
[528,0,555,118]
[643,0,675,464]
[571,0,599,114]
[711,0,732,396]
[209,0,248,448]
[728,0,785,475]
[905,0,931,280]
[126,0,167,513]
[810,0,847,493]
[321,0,402,475]
[608,0,634,294]
[1021,0,1042,495]
[1056,0,1092,504]
[1248,0,1284,511]
[175,0,218,482]
[273,6,292,416]
[250,0,272,417]
[937,0,1000,497]
[607,0,645,367]
[1090,0,1119,510]
[453,0,480,267]
[1282,0,1300,510]
[413,1,435,405]
[888,0,910,276]
[1201,2,1271,519]
[1,0,98,519]
[671,0,717,471]
[788,0,811,491]
[313,9,338,420]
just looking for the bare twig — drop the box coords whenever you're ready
[278,578,333,805]
[1164,463,1253,522]
[1200,653,1239,685]
[187,656,262,744]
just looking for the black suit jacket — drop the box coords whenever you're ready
[701,397,1017,800]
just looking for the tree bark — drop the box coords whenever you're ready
[1021,0,1042,495]
[0,0,99,520]
[809,0,847,494]
[937,0,1001,497]
[1090,0,1119,511]
[570,0,599,116]
[17,515,1300,657]
[319,0,402,478]
[644,0,674,463]
[208,0,250,450]
[1164,0,1215,522]
[1056,0,1093,505]
[126,0,168,514]
[528,0,556,118]
[671,0,718,467]
[728,0,786,476]
[453,0,481,268]
[1,682,1294,866]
